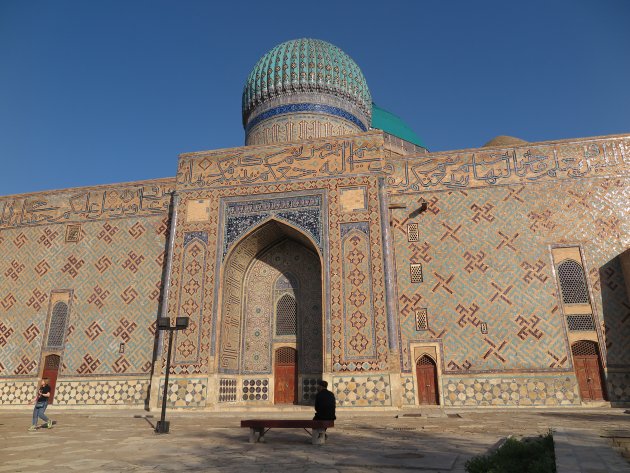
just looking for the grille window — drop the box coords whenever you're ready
[557,259,589,304]
[275,347,296,364]
[410,263,423,283]
[44,355,60,370]
[417,355,435,366]
[276,294,297,336]
[571,340,598,356]
[567,314,595,331]
[415,309,428,331]
[47,302,69,349]
[407,223,419,242]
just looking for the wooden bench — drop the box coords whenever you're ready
[241,419,334,445]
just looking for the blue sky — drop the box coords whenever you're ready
[1,0,628,195]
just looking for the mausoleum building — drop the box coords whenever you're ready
[1,39,629,410]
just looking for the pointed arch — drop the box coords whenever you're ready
[216,218,325,379]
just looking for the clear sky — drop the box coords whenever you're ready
[1,0,628,195]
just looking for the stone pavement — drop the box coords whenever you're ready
[554,428,630,473]
[0,406,628,472]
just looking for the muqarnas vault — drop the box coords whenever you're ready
[1,38,629,410]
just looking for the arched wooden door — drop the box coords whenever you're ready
[42,355,60,404]
[572,341,605,401]
[416,355,439,405]
[274,347,297,404]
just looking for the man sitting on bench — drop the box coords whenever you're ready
[313,380,336,439]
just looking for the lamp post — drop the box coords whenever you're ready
[155,316,189,434]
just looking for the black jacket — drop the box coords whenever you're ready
[313,389,336,420]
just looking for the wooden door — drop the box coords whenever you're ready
[572,341,605,401]
[416,355,438,405]
[574,355,605,401]
[274,347,297,404]
[42,355,60,404]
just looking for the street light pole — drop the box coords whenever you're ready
[155,316,188,434]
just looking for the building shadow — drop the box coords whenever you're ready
[598,249,630,406]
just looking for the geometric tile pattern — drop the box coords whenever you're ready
[606,372,630,403]
[173,232,207,364]
[242,378,270,401]
[218,378,237,403]
[333,375,391,406]
[330,177,389,372]
[341,225,377,361]
[167,172,388,379]
[401,375,415,405]
[301,377,319,404]
[0,380,38,405]
[0,180,173,381]
[54,379,149,406]
[392,174,629,376]
[242,239,322,374]
[157,378,207,408]
[442,375,581,406]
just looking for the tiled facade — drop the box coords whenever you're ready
[0,180,173,405]
[1,133,628,410]
[1,38,628,410]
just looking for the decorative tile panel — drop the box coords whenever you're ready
[442,375,580,406]
[341,224,376,361]
[0,180,172,380]
[173,232,207,364]
[401,375,415,405]
[0,380,38,405]
[218,378,237,402]
[54,379,149,405]
[242,378,269,401]
[333,375,391,406]
[302,377,319,403]
[242,240,322,374]
[157,377,207,407]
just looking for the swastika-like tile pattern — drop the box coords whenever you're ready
[392,175,629,380]
[0,180,171,391]
[157,378,207,407]
[333,375,391,406]
[442,375,580,406]
[54,379,149,405]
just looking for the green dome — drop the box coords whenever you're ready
[371,103,426,148]
[242,38,372,124]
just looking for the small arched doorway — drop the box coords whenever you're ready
[274,347,298,404]
[42,354,60,404]
[416,355,438,405]
[572,341,606,401]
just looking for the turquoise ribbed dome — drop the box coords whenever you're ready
[242,38,372,124]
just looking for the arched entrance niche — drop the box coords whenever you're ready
[218,219,323,405]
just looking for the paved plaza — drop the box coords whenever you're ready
[1,406,629,472]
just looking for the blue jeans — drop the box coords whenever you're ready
[32,401,50,425]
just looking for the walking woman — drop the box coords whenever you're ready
[29,377,53,431]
